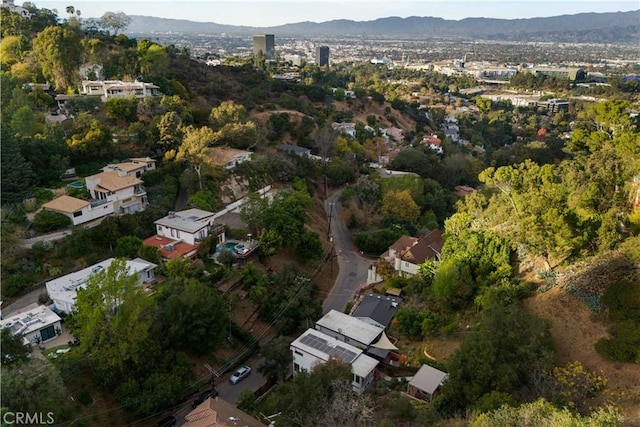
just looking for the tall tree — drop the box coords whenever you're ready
[157,111,183,153]
[32,25,82,91]
[158,280,227,355]
[99,11,131,35]
[0,328,31,365]
[1,126,34,204]
[70,258,155,375]
[169,125,214,190]
[258,335,294,381]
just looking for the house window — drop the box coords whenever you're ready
[294,363,300,372]
[171,229,175,237]
[73,211,83,217]
[294,350,303,356]
[176,230,180,238]
[352,374,362,384]
[147,271,151,279]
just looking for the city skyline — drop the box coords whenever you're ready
[35,0,639,28]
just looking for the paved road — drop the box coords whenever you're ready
[174,359,266,426]
[322,191,373,314]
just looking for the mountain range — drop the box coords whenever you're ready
[126,10,640,43]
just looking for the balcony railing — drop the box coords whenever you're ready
[90,199,110,208]
[134,185,146,195]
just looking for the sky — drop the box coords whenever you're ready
[34,0,640,27]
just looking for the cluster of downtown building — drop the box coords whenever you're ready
[132,29,639,83]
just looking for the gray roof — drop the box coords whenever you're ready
[353,293,402,328]
[278,144,311,156]
[409,364,448,395]
[315,309,383,346]
[154,209,215,233]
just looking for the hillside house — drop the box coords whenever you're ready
[332,122,356,138]
[315,309,398,361]
[143,209,226,260]
[85,169,147,215]
[291,328,379,394]
[1,303,62,347]
[207,147,253,170]
[42,195,114,226]
[278,143,311,158]
[80,80,161,101]
[383,230,444,276]
[421,134,443,153]
[352,293,402,329]
[185,397,266,426]
[45,258,157,314]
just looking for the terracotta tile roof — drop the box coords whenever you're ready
[184,397,265,427]
[42,195,90,213]
[142,235,198,260]
[103,162,145,173]
[89,171,142,192]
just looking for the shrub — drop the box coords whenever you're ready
[32,210,71,233]
[3,274,33,298]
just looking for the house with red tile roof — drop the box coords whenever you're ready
[184,396,265,427]
[143,209,226,260]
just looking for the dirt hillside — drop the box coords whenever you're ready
[524,287,640,424]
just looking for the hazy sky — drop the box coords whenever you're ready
[35,1,639,27]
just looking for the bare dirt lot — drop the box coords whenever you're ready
[524,286,640,425]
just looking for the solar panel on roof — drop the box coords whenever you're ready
[298,333,358,362]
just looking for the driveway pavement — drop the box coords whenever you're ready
[322,191,373,314]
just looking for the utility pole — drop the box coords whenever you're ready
[228,297,232,340]
[204,364,220,391]
[327,202,334,241]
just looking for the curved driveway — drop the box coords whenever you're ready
[322,191,373,314]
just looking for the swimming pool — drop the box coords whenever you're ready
[216,240,240,253]
[67,181,84,189]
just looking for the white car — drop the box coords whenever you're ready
[229,366,251,384]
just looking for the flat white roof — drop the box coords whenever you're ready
[46,258,156,306]
[155,209,215,233]
[1,303,61,336]
[316,310,383,346]
[291,328,362,364]
[351,353,379,378]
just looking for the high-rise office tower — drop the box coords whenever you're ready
[316,45,330,67]
[253,34,275,60]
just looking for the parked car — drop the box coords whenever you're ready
[191,388,219,408]
[155,416,176,427]
[229,366,251,384]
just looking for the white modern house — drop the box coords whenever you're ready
[85,169,147,215]
[1,303,62,346]
[80,80,162,101]
[154,209,219,246]
[0,0,31,18]
[45,258,157,314]
[290,328,379,394]
[143,209,226,260]
[315,310,398,360]
[42,195,114,226]
[332,122,356,138]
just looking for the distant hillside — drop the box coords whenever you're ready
[127,10,640,43]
